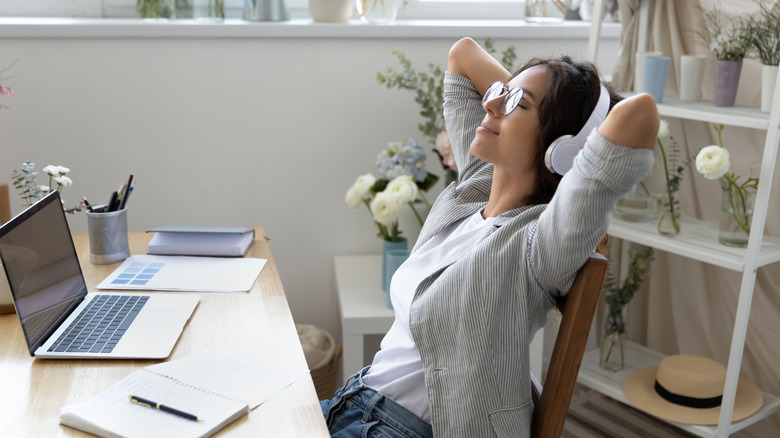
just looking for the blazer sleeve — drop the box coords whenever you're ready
[528,129,654,296]
[442,71,489,184]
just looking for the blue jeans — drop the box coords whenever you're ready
[320,367,433,438]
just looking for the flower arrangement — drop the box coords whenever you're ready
[745,0,780,66]
[655,120,687,236]
[345,138,438,242]
[376,40,517,185]
[12,162,82,214]
[599,247,654,371]
[698,7,751,61]
[695,124,758,242]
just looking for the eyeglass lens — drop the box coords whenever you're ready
[482,81,525,115]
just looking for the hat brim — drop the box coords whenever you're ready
[622,365,763,425]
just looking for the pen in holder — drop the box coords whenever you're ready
[87,208,130,264]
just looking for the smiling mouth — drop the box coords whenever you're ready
[477,124,498,135]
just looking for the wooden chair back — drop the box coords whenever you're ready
[530,252,608,438]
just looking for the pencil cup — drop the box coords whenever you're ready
[643,56,671,103]
[679,55,707,101]
[87,208,130,264]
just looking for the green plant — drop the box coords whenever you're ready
[695,124,759,236]
[746,1,780,65]
[656,120,688,235]
[11,162,82,214]
[601,247,654,365]
[697,8,751,61]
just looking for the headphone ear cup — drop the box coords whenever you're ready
[545,135,577,175]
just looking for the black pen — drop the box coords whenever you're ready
[119,174,134,210]
[82,196,93,212]
[129,394,203,422]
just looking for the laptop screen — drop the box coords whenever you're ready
[0,191,88,353]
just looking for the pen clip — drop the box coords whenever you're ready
[129,395,152,408]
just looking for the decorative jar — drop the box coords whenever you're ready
[357,0,402,23]
[719,185,755,247]
[599,310,625,371]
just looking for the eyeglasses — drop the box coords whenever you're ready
[482,81,538,115]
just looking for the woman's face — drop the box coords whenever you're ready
[470,65,548,173]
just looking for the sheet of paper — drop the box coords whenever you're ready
[96,254,267,293]
[146,348,310,409]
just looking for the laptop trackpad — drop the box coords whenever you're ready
[112,307,194,359]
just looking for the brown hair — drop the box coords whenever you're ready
[513,56,623,205]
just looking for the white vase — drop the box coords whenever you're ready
[309,0,352,22]
[761,64,778,113]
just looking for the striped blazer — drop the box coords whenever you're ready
[408,73,653,437]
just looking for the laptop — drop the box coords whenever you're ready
[0,191,199,359]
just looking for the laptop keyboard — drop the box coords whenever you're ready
[48,295,149,354]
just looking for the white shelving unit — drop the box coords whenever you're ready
[586,1,780,436]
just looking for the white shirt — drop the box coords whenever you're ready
[363,210,496,422]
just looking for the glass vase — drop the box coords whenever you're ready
[193,0,225,21]
[137,0,176,20]
[599,310,625,371]
[719,185,755,248]
[382,237,407,292]
[524,0,564,23]
[657,190,680,236]
[614,151,664,223]
[356,0,402,23]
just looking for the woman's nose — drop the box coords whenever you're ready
[482,93,503,116]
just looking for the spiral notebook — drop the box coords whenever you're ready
[60,368,250,438]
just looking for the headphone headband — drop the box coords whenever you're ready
[544,84,610,175]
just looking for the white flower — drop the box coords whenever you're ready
[657,119,669,139]
[42,165,59,176]
[55,176,73,187]
[696,145,731,180]
[344,173,376,210]
[56,165,70,175]
[385,175,418,205]
[370,191,401,227]
[39,185,50,192]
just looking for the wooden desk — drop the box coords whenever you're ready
[0,227,329,437]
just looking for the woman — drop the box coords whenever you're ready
[322,37,659,437]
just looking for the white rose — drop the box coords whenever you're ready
[385,175,418,205]
[657,119,669,139]
[696,145,730,180]
[370,191,401,227]
[344,173,376,210]
[55,176,73,186]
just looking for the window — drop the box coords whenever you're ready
[2,0,533,20]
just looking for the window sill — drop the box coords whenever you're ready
[0,17,621,39]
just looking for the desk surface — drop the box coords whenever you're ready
[0,227,329,437]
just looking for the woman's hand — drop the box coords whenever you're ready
[447,37,511,96]
[597,93,659,150]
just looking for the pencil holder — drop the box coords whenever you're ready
[87,208,130,264]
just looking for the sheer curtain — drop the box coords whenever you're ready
[607,1,780,436]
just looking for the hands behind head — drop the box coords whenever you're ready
[597,93,659,150]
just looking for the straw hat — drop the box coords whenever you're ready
[622,355,763,425]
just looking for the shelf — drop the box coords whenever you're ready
[608,216,780,271]
[578,341,780,437]
[621,93,773,130]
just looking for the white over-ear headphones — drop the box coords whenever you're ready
[544,84,610,175]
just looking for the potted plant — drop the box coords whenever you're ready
[745,1,780,112]
[698,8,751,106]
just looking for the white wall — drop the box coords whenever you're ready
[0,23,617,345]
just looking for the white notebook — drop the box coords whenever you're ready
[60,369,249,438]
